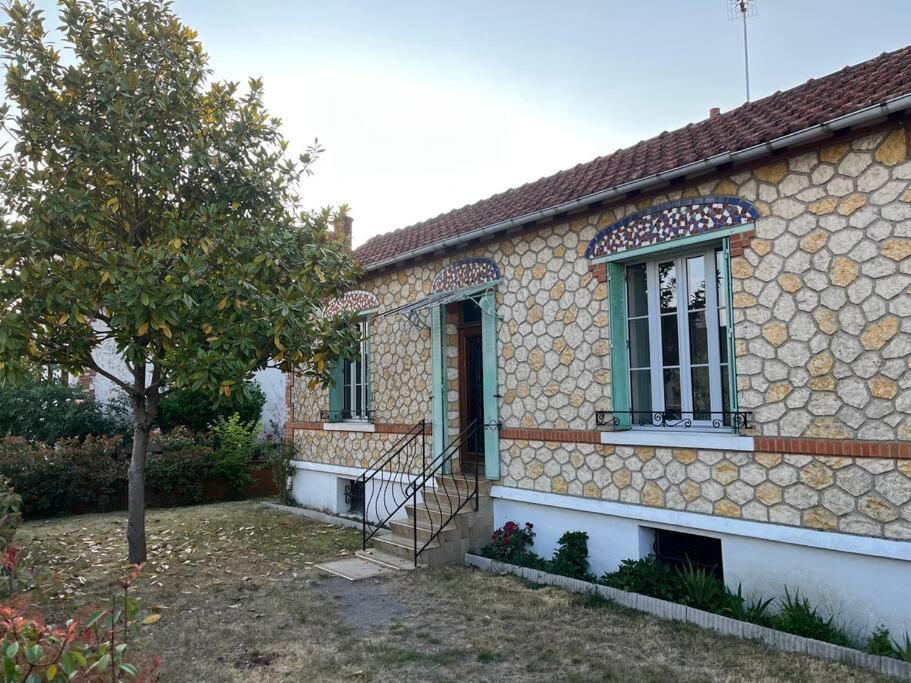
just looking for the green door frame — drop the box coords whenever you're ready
[428,289,500,480]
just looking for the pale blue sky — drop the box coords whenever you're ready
[32,1,911,245]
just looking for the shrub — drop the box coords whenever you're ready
[600,557,684,602]
[0,436,126,518]
[156,382,265,433]
[770,587,854,648]
[675,560,727,612]
[0,476,22,599]
[211,413,259,497]
[549,531,592,581]
[867,625,894,657]
[145,446,214,506]
[481,521,537,564]
[893,632,911,662]
[724,584,774,626]
[0,379,124,443]
[266,440,297,504]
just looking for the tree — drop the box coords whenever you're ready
[0,0,361,561]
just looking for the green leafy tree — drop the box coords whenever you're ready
[0,0,360,561]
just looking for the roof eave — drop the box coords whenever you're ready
[362,92,911,273]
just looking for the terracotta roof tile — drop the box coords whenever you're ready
[354,46,911,268]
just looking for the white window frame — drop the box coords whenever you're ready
[627,246,730,429]
[342,318,370,422]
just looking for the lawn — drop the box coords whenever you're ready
[17,501,884,682]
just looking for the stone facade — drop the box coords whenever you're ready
[500,441,911,540]
[289,119,911,543]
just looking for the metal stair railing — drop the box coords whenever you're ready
[405,420,480,567]
[360,419,426,550]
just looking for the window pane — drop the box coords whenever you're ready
[687,256,706,310]
[691,365,711,418]
[626,263,649,318]
[718,315,728,364]
[688,310,709,365]
[659,261,677,313]
[663,368,682,417]
[661,314,679,367]
[629,318,651,368]
[630,369,652,414]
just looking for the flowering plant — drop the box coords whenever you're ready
[483,521,535,563]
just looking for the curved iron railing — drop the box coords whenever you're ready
[407,420,480,567]
[595,410,752,433]
[360,420,426,548]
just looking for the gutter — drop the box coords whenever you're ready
[364,92,911,273]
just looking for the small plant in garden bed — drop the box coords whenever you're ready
[600,557,685,602]
[549,531,594,581]
[481,521,539,564]
[770,588,854,648]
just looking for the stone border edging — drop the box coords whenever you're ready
[463,553,911,680]
[263,501,375,531]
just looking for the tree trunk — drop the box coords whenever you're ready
[127,411,150,563]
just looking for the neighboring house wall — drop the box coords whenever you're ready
[78,334,286,433]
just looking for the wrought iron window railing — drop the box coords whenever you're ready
[320,409,374,423]
[595,410,752,434]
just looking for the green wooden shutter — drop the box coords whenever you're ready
[607,262,631,429]
[364,318,372,418]
[480,291,500,480]
[327,361,344,422]
[722,239,738,413]
[430,305,446,457]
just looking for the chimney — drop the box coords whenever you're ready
[333,214,353,249]
[709,107,721,119]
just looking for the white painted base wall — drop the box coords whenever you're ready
[290,460,425,525]
[492,487,911,638]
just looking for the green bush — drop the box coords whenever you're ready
[146,446,214,506]
[600,557,685,602]
[211,413,259,497]
[867,625,895,657]
[724,583,774,626]
[0,436,126,517]
[156,382,265,433]
[266,440,297,504]
[481,521,538,564]
[770,587,854,648]
[893,632,911,662]
[675,560,728,612]
[0,379,124,443]
[549,531,593,581]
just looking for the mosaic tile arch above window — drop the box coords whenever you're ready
[324,290,380,318]
[431,257,501,294]
[584,196,759,259]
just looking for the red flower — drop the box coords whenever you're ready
[503,521,519,533]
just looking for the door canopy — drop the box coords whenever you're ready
[431,258,500,294]
[324,290,379,318]
[584,196,758,259]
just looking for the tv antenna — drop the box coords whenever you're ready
[728,0,757,102]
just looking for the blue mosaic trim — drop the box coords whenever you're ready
[431,258,501,294]
[584,196,759,259]
[324,290,380,317]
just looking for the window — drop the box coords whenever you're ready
[625,247,732,427]
[651,528,724,581]
[341,318,369,421]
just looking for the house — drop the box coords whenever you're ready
[288,46,911,635]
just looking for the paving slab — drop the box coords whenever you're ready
[315,556,395,581]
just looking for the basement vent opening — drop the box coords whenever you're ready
[343,479,364,514]
[652,528,724,581]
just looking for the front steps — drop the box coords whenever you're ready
[363,474,493,568]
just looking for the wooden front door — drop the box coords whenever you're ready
[458,302,484,474]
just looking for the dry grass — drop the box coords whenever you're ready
[17,501,885,682]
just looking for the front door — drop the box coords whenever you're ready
[458,301,484,473]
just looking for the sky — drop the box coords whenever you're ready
[30,1,911,247]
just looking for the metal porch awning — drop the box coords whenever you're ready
[375,281,500,328]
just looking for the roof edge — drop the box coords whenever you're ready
[363,92,911,273]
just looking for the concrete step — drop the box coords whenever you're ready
[372,533,439,562]
[388,518,459,543]
[420,489,483,511]
[433,475,492,495]
[355,548,416,571]
[405,501,476,527]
